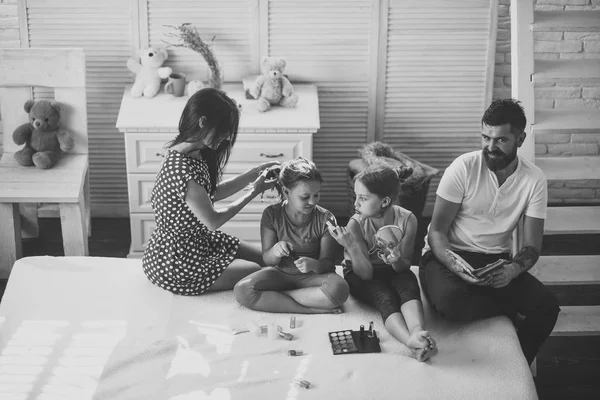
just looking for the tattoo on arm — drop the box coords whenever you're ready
[512,246,540,273]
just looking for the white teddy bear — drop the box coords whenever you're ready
[127,47,173,98]
[185,80,205,97]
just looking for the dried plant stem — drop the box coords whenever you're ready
[164,23,222,89]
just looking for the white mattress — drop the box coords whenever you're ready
[0,256,538,400]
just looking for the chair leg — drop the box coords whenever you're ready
[59,194,88,257]
[84,169,91,237]
[20,203,39,239]
[0,203,23,279]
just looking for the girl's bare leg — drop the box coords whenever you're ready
[208,241,263,292]
[247,290,341,314]
[235,240,265,267]
[401,300,438,361]
[285,287,342,311]
[383,312,412,347]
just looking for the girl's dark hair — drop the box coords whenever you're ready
[169,88,240,194]
[481,98,526,135]
[275,157,323,201]
[354,164,413,206]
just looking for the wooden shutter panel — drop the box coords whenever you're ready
[268,0,373,217]
[382,0,495,214]
[145,0,255,82]
[24,0,132,216]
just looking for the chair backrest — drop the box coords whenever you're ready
[0,48,87,155]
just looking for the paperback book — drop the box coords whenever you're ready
[445,249,510,279]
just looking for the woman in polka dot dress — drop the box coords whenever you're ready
[142,88,278,295]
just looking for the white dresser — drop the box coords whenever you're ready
[116,84,320,258]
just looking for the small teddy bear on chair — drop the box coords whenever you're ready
[12,100,74,169]
[251,56,298,112]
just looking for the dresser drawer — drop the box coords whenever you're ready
[214,174,280,214]
[130,213,262,253]
[128,173,280,214]
[130,213,156,253]
[225,134,312,173]
[125,133,312,175]
[218,214,263,243]
[124,133,173,173]
[128,174,155,213]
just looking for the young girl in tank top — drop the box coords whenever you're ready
[330,164,438,361]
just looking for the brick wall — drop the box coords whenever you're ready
[494,0,600,205]
[494,0,600,108]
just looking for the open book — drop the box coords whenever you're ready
[445,249,511,279]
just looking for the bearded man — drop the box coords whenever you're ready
[419,99,560,366]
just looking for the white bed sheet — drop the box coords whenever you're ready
[0,256,538,400]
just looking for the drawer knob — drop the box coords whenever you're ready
[260,152,284,159]
[155,152,165,158]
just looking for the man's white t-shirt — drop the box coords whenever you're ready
[424,150,548,254]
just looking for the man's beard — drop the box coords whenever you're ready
[483,147,517,172]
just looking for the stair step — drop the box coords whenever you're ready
[552,306,600,336]
[533,109,600,134]
[533,11,600,32]
[534,59,600,84]
[531,255,600,285]
[545,207,600,235]
[537,157,600,181]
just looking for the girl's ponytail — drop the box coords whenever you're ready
[274,157,323,202]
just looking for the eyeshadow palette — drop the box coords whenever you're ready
[328,328,381,355]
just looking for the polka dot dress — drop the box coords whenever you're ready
[142,150,240,295]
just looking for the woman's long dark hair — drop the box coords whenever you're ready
[168,88,240,195]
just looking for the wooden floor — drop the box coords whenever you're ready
[0,217,599,400]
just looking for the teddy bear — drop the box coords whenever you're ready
[127,47,173,98]
[12,100,74,169]
[184,80,205,97]
[251,56,298,112]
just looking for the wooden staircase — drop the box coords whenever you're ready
[511,0,600,343]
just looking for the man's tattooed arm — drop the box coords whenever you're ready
[511,245,540,274]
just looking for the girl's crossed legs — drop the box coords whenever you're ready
[234,267,349,314]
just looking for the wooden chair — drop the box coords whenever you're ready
[0,48,90,278]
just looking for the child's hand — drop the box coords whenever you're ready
[380,245,402,265]
[273,241,294,258]
[294,257,319,273]
[328,225,356,249]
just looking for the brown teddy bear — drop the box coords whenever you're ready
[12,100,74,169]
[251,56,298,112]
